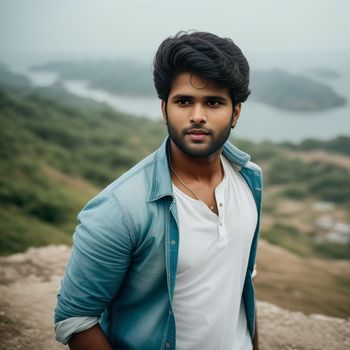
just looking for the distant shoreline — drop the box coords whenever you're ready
[31,61,347,112]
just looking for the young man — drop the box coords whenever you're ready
[54,31,262,350]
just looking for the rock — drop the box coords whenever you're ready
[0,245,349,349]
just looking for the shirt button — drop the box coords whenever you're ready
[165,341,171,348]
[219,222,222,226]
[170,240,176,245]
[219,203,223,207]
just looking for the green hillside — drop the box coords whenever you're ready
[0,71,165,255]
[1,65,350,260]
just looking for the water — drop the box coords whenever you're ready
[16,60,350,143]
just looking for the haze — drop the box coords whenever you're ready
[1,0,349,67]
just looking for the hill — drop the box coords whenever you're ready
[0,245,349,350]
[250,69,346,111]
[1,77,349,258]
[0,64,165,255]
[1,64,350,319]
[31,60,347,112]
[31,60,155,97]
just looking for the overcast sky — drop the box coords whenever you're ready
[1,0,349,65]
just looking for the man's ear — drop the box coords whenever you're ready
[232,102,242,128]
[161,100,167,124]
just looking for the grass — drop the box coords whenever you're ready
[255,240,350,318]
[0,208,71,255]
[1,66,350,318]
[0,81,165,255]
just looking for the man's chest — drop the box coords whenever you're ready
[173,159,258,275]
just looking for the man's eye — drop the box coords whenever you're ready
[207,100,220,107]
[176,99,191,106]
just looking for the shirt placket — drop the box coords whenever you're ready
[215,185,228,242]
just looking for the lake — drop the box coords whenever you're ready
[19,58,350,143]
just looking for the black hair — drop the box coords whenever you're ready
[153,31,250,105]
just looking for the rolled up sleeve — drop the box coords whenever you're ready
[55,316,99,344]
[54,192,134,325]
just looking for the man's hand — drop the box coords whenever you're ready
[69,324,113,350]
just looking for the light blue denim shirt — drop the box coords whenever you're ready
[54,137,263,350]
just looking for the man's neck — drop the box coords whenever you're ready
[169,141,223,184]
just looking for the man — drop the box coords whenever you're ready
[54,31,263,350]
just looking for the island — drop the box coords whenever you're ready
[31,61,347,112]
[250,69,346,112]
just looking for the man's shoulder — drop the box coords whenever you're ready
[101,150,157,202]
[244,160,263,175]
[223,141,262,175]
[77,151,159,229]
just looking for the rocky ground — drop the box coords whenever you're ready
[0,245,349,350]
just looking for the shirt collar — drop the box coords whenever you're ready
[147,137,250,202]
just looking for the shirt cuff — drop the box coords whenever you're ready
[55,316,100,345]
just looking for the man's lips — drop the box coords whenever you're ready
[185,129,210,135]
[185,129,210,140]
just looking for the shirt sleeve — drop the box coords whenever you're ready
[55,316,99,345]
[54,192,134,325]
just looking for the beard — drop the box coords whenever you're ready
[165,116,233,158]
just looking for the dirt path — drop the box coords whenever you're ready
[0,245,68,350]
[0,245,349,350]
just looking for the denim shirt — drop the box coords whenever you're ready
[54,137,263,350]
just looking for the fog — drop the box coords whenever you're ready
[1,0,349,66]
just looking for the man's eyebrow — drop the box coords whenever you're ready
[171,94,194,100]
[171,94,229,101]
[204,95,229,102]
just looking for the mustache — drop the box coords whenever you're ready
[182,125,213,135]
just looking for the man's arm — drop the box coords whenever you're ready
[69,324,113,350]
[54,193,134,345]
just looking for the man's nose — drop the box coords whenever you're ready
[189,103,207,123]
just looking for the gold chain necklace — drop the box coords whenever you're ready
[169,158,215,212]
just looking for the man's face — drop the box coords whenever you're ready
[162,72,241,158]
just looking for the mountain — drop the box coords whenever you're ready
[31,60,347,111]
[1,64,350,320]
